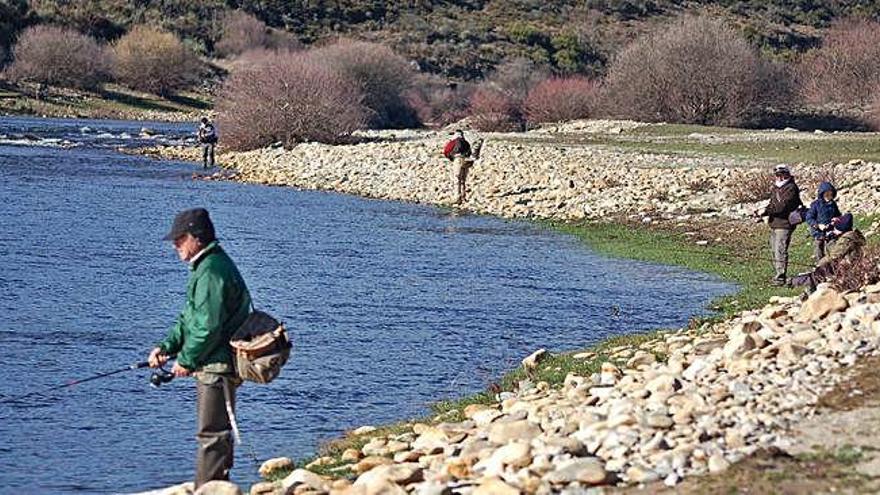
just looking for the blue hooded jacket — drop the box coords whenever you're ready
[804,182,841,239]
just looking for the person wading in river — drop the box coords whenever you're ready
[197,117,218,169]
[147,208,251,488]
[754,164,803,286]
[443,130,479,205]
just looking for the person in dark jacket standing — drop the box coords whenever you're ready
[198,117,218,169]
[754,164,803,286]
[804,181,842,262]
[148,208,251,488]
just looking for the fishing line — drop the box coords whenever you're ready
[0,361,151,404]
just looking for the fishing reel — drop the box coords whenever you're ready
[150,367,174,388]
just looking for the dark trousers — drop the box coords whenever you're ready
[790,263,835,292]
[770,228,793,281]
[195,377,235,487]
[202,143,215,169]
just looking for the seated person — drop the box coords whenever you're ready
[789,213,866,292]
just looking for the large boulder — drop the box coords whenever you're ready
[796,286,849,322]
[193,481,242,495]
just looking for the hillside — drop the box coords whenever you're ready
[6,0,880,80]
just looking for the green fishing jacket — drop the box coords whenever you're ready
[158,241,251,371]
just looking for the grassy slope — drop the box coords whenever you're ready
[0,83,212,121]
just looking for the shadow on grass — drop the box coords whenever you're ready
[167,93,211,110]
[98,88,179,113]
[749,110,872,132]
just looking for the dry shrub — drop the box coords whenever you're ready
[687,177,713,193]
[601,15,791,126]
[727,169,774,204]
[112,25,202,96]
[524,77,599,125]
[265,29,302,52]
[5,25,110,90]
[216,51,366,150]
[214,10,269,58]
[801,167,843,197]
[312,39,417,129]
[489,58,549,107]
[403,75,473,128]
[868,90,880,131]
[798,18,880,108]
[469,86,522,132]
[830,244,880,293]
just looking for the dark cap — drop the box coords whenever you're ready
[163,208,216,242]
[832,213,853,232]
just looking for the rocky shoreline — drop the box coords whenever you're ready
[248,284,879,495]
[139,120,880,494]
[135,120,880,223]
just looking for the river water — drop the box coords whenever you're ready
[0,116,734,494]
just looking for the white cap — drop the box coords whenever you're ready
[774,164,791,175]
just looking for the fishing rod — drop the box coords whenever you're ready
[0,358,175,404]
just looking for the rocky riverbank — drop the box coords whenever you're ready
[135,120,880,223]
[232,283,880,495]
[139,120,880,494]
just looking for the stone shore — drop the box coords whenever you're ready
[135,120,880,223]
[230,283,880,495]
[140,120,880,494]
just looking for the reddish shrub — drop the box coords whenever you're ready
[5,25,110,90]
[112,26,202,96]
[216,51,366,150]
[469,86,522,132]
[524,77,599,125]
[312,39,417,129]
[403,74,473,128]
[601,15,791,126]
[798,19,880,108]
[214,10,269,58]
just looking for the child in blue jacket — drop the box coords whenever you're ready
[804,181,841,262]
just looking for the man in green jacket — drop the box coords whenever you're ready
[148,208,251,488]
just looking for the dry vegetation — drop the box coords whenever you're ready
[4,25,110,90]
[600,15,792,127]
[112,26,202,96]
[215,52,366,149]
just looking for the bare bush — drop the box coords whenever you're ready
[469,86,522,132]
[312,39,417,129]
[265,29,302,52]
[798,19,880,108]
[216,51,366,150]
[830,244,880,293]
[5,25,110,90]
[112,25,202,96]
[403,74,473,128]
[524,77,599,125]
[488,58,550,107]
[214,10,269,58]
[869,91,880,131]
[800,167,843,197]
[727,169,775,204]
[601,15,791,126]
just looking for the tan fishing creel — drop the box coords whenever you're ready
[229,310,291,384]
